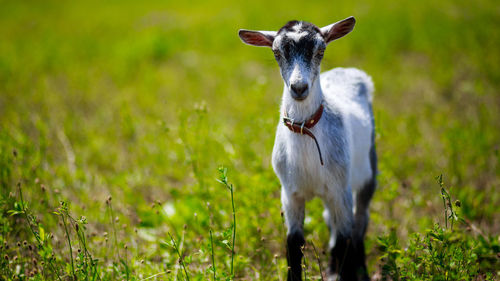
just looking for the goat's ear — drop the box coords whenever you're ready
[238,29,276,47]
[321,16,356,44]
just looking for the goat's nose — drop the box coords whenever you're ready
[291,83,308,96]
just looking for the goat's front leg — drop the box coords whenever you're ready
[281,187,305,281]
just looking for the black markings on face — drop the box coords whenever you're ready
[273,21,326,69]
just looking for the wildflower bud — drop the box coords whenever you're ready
[35,178,40,184]
[17,241,21,247]
[140,259,144,264]
[184,224,187,230]
[33,258,38,266]
[23,240,27,246]
[41,261,45,266]
[28,245,33,251]
[167,270,171,273]
[30,271,34,277]
[103,232,108,237]
[13,149,17,157]
[454,200,461,207]
[13,256,18,261]
[4,255,8,260]
[41,184,46,192]
[75,223,79,231]
[261,237,266,242]
[124,244,128,250]
[274,254,278,259]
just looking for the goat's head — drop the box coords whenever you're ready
[239,17,355,101]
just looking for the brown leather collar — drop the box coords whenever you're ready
[283,104,324,165]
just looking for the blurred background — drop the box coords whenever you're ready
[0,0,498,280]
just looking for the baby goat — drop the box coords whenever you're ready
[239,17,376,281]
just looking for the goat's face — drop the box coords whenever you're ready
[239,17,356,101]
[272,21,325,101]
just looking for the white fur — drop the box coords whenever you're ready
[286,30,309,42]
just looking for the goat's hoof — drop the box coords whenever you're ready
[326,273,339,281]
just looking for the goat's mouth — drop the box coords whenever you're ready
[291,92,308,101]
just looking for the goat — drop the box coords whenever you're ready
[239,17,377,281]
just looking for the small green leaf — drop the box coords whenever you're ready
[39,226,45,242]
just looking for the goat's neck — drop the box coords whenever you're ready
[281,79,323,121]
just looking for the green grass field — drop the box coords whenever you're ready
[0,0,499,280]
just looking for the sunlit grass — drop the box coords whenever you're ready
[0,0,499,279]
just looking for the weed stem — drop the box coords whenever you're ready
[209,229,216,280]
[168,232,190,281]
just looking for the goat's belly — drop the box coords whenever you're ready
[350,153,372,192]
[345,111,374,192]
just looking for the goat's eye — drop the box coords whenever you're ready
[273,50,281,60]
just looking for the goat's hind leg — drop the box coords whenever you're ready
[323,189,358,281]
[352,137,377,280]
[354,123,377,243]
[282,188,306,281]
[352,178,376,281]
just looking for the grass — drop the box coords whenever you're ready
[0,0,499,279]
